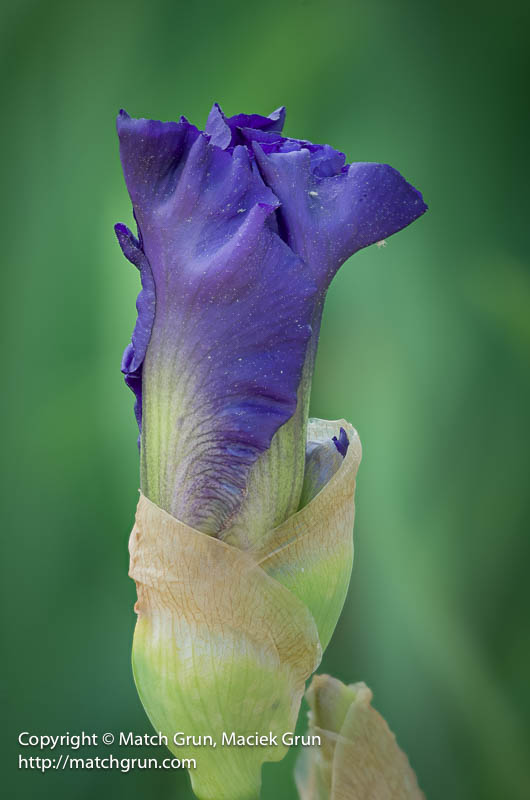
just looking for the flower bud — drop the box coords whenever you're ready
[115,104,426,799]
[296,674,424,800]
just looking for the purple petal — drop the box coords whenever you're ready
[332,427,349,457]
[253,143,427,293]
[117,112,317,532]
[205,102,286,149]
[117,110,201,207]
[300,428,349,508]
[115,222,155,433]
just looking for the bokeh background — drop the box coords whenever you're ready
[2,0,529,797]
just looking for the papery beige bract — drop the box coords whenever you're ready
[296,674,425,800]
[129,420,361,800]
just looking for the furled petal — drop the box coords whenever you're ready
[205,102,286,149]
[117,111,317,534]
[333,427,349,457]
[300,426,350,508]
[253,143,428,293]
[255,135,347,179]
[115,221,155,432]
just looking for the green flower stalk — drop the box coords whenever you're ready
[115,104,426,799]
[296,674,424,800]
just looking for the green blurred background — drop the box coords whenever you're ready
[2,0,529,797]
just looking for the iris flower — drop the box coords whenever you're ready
[116,104,426,800]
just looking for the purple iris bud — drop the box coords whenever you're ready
[115,105,427,535]
[333,427,350,458]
